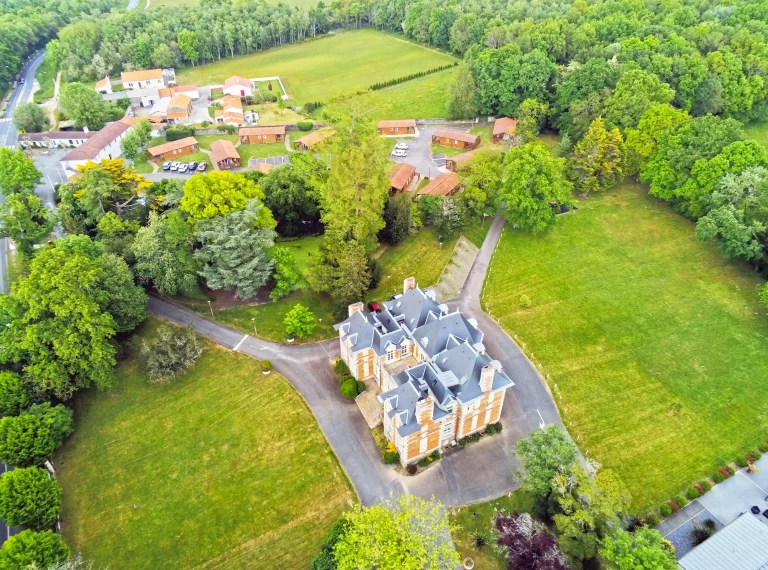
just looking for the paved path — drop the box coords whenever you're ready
[147,214,566,507]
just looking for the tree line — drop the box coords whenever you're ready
[369,61,457,91]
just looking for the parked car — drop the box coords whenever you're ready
[391,149,407,158]
[395,142,409,150]
[169,162,180,171]
[162,162,171,171]
[188,162,198,171]
[367,301,381,313]
[197,163,207,172]
[178,164,189,173]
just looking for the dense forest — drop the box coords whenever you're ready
[0,0,123,98]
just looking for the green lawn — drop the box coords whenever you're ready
[177,30,455,106]
[274,235,324,275]
[194,134,238,150]
[238,142,288,164]
[431,125,494,157]
[55,316,354,570]
[484,181,768,512]
[449,490,535,570]
[367,219,490,302]
[346,68,457,120]
[133,136,215,174]
[745,121,768,150]
[33,57,56,104]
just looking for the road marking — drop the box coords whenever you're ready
[737,469,768,496]
[536,408,545,428]
[232,334,249,352]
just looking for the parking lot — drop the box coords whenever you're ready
[386,124,475,180]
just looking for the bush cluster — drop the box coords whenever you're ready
[659,504,672,517]
[686,487,699,500]
[369,62,458,91]
[673,495,687,509]
[383,442,399,465]
[296,121,313,131]
[736,454,748,468]
[303,102,322,114]
[333,360,364,400]
[417,450,440,468]
[166,125,195,141]
[759,441,768,453]
[457,422,503,446]
[712,471,725,483]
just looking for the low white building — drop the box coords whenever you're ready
[19,130,95,149]
[222,76,253,98]
[120,68,175,90]
[60,119,133,175]
[95,76,112,95]
[173,84,200,100]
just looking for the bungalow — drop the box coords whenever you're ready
[432,129,480,150]
[445,149,479,172]
[215,95,244,126]
[387,162,417,193]
[223,76,253,98]
[377,120,417,136]
[210,139,240,170]
[166,93,192,123]
[493,117,517,143]
[294,128,335,151]
[60,119,133,174]
[95,76,112,95]
[334,278,515,466]
[239,126,286,144]
[19,130,95,150]
[417,172,460,197]
[121,68,174,90]
[173,84,200,100]
[146,137,199,162]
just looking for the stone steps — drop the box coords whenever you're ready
[356,390,383,428]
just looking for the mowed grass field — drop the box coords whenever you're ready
[484,182,768,511]
[745,120,768,150]
[55,317,354,570]
[177,30,455,106]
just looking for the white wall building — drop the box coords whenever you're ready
[60,119,132,175]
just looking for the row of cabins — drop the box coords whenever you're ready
[334,278,514,466]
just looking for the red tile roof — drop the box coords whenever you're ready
[210,139,240,164]
[378,120,416,130]
[240,126,286,136]
[121,69,163,82]
[433,129,479,145]
[417,172,459,197]
[146,137,198,158]
[493,117,517,137]
[388,162,416,191]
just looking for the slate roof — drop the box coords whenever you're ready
[678,514,768,570]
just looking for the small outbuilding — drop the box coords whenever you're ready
[431,129,480,150]
[146,136,199,162]
[416,172,460,197]
[239,126,286,144]
[387,162,417,193]
[210,139,241,170]
[95,76,112,95]
[294,129,335,151]
[377,120,417,136]
[493,117,517,143]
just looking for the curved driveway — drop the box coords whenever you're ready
[148,215,568,507]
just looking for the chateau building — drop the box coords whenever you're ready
[334,278,514,466]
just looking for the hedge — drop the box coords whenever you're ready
[369,62,458,91]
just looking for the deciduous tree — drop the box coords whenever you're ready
[140,324,202,383]
[0,467,62,529]
[0,193,55,255]
[568,117,624,195]
[516,99,549,143]
[0,373,29,418]
[600,528,676,570]
[12,103,49,134]
[0,149,41,197]
[260,156,322,236]
[381,192,413,245]
[604,69,675,131]
[284,304,316,339]
[446,65,478,120]
[269,247,303,301]
[180,171,273,224]
[513,424,578,498]
[623,104,691,177]
[0,404,74,467]
[308,238,371,316]
[59,82,112,131]
[494,513,569,570]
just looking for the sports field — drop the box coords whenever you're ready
[177,30,456,106]
[484,182,768,511]
[55,317,354,569]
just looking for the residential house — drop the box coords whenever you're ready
[333,278,514,466]
[173,84,200,100]
[215,95,244,126]
[445,149,480,172]
[166,93,192,123]
[678,513,768,570]
[417,172,460,197]
[146,98,171,123]
[146,137,199,162]
[387,162,417,193]
[378,120,417,136]
[60,119,133,174]
[493,117,517,143]
[223,76,253,98]
[210,139,240,170]
[294,128,335,151]
[121,68,174,90]
[239,126,286,144]
[19,130,95,150]
[95,76,112,95]
[432,129,480,150]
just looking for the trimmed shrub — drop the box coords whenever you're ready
[406,464,417,475]
[713,471,725,483]
[667,501,679,514]
[644,513,660,527]
[166,125,195,141]
[659,504,672,517]
[260,360,272,373]
[356,381,366,394]
[383,450,399,464]
[485,422,503,435]
[0,372,29,417]
[0,467,62,530]
[686,487,700,500]
[691,523,714,545]
[0,404,74,467]
[0,529,70,570]
[751,449,762,460]
[726,465,735,475]
[699,480,713,493]
[297,121,313,131]
[334,359,351,378]
[736,455,748,468]
[674,495,687,508]
[340,379,358,399]
[759,441,768,453]
[369,62,458,91]
[304,102,316,113]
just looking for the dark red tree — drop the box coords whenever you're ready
[495,513,570,570]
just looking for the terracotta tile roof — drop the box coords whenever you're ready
[433,129,479,145]
[378,119,416,130]
[146,137,198,158]
[224,76,251,89]
[221,94,243,111]
[95,77,110,89]
[388,162,416,191]
[173,84,198,93]
[253,162,273,174]
[417,172,460,196]
[121,69,163,82]
[240,126,286,136]
[493,117,517,137]
[295,129,335,148]
[210,139,240,164]
[60,121,132,161]
[169,93,191,110]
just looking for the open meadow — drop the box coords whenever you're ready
[484,182,768,511]
[177,30,456,106]
[55,317,354,570]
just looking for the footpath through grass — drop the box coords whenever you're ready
[177,30,455,106]
[484,182,768,511]
[55,317,354,570]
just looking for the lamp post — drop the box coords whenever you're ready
[207,300,214,319]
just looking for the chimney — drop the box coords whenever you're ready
[403,277,416,295]
[480,364,494,393]
[415,395,432,423]
[348,302,364,317]
[83,126,89,133]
